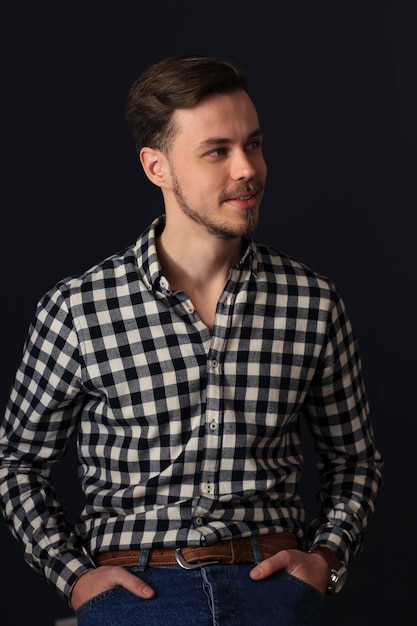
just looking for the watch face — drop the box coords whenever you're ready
[329,566,348,594]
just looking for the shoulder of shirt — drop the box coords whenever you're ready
[254,241,339,292]
[41,244,138,299]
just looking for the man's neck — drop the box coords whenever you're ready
[156,221,243,293]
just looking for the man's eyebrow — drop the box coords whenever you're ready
[197,128,264,149]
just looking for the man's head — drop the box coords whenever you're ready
[126,54,247,155]
[127,55,266,240]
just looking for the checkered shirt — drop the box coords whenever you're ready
[0,216,383,602]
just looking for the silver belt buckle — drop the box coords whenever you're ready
[174,547,220,570]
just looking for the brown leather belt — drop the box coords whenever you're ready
[95,533,298,569]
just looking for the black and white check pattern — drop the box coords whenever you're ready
[0,216,383,602]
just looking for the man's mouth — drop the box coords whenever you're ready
[222,181,264,204]
[223,192,259,211]
[235,193,254,201]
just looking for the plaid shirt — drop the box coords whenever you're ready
[0,216,383,602]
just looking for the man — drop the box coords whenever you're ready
[0,55,383,625]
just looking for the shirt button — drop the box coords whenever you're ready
[195,517,203,526]
[209,419,217,431]
[159,276,169,290]
[185,303,195,314]
[211,359,218,370]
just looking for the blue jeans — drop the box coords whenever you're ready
[76,556,323,625]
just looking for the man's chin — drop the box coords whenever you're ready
[213,223,257,240]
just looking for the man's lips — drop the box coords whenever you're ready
[228,192,256,201]
[221,180,264,204]
[224,192,259,210]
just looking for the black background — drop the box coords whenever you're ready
[1,2,416,625]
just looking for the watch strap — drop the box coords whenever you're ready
[308,545,347,594]
[308,545,343,572]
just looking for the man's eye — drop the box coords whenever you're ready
[208,148,226,156]
[246,140,261,150]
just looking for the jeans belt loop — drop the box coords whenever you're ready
[250,537,264,564]
[137,548,150,571]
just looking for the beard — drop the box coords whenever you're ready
[170,168,263,240]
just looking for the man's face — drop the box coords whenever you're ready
[164,89,267,239]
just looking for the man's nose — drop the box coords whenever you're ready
[230,150,257,180]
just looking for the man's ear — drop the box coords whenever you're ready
[139,147,167,187]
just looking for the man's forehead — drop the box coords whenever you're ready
[172,91,261,141]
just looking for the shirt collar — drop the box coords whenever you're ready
[134,215,258,290]
[134,216,165,291]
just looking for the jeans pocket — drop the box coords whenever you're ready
[283,570,323,599]
[76,586,122,618]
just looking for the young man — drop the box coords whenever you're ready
[0,55,383,625]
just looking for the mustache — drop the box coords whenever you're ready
[220,179,264,202]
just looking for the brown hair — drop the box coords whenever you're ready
[126,54,247,154]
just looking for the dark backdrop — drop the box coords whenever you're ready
[1,2,416,625]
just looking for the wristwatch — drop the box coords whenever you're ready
[308,545,348,595]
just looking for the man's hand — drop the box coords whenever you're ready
[70,566,155,611]
[249,549,330,596]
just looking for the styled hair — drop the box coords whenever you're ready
[125,54,247,154]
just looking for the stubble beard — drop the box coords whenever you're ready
[171,169,262,240]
